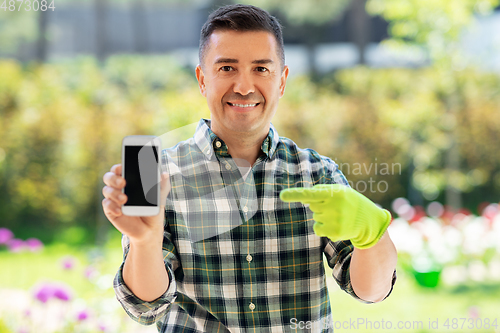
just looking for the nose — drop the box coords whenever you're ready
[233,71,255,96]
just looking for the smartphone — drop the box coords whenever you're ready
[121,135,161,216]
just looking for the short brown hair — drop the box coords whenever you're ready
[199,4,285,69]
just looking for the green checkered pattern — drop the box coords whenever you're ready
[114,119,395,333]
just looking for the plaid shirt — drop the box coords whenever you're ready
[114,119,395,332]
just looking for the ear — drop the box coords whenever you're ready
[279,65,289,98]
[195,65,207,97]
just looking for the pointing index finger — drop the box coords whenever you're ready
[279,187,330,203]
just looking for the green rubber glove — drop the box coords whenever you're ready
[280,184,391,249]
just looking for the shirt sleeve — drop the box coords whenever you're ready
[322,238,369,303]
[323,238,396,304]
[316,154,350,187]
[113,209,181,325]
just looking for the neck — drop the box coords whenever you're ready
[210,122,268,166]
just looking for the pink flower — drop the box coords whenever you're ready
[25,238,43,252]
[33,282,72,303]
[482,204,498,221]
[8,239,25,252]
[84,266,98,280]
[61,257,75,270]
[468,306,480,319]
[0,228,14,244]
[53,286,71,301]
[77,310,89,321]
[34,284,56,303]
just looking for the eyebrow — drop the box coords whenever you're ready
[213,58,274,65]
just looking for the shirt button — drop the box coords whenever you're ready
[243,206,248,213]
[225,163,231,170]
[205,149,210,155]
[249,302,255,311]
[246,254,252,262]
[215,140,222,148]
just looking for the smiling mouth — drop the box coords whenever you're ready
[227,102,260,108]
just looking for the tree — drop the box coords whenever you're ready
[0,8,38,59]
[235,0,354,74]
[36,10,49,62]
[348,0,371,65]
[365,0,500,210]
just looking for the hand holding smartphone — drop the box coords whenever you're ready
[121,135,161,216]
[101,136,170,303]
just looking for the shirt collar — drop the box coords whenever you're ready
[194,118,280,160]
[262,122,279,159]
[194,119,217,159]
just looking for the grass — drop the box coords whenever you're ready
[0,241,157,333]
[326,265,500,333]
[1,243,499,333]
[0,244,116,296]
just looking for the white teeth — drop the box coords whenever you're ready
[231,103,257,107]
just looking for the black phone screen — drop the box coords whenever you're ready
[123,145,159,206]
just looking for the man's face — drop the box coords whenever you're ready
[196,30,289,138]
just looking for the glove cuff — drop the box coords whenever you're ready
[351,201,392,249]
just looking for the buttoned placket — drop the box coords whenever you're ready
[214,139,269,319]
[239,157,269,319]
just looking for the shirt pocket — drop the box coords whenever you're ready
[264,204,323,274]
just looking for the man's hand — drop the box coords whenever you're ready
[102,164,171,244]
[280,184,391,249]
[103,164,172,302]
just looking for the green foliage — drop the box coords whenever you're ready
[0,319,13,333]
[0,56,206,243]
[237,0,351,25]
[362,0,500,208]
[274,67,500,208]
[1,55,499,241]
[0,9,38,55]
[366,0,500,64]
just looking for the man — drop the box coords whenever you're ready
[102,4,397,332]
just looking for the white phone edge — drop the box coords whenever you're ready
[121,135,161,217]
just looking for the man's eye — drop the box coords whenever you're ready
[256,67,268,72]
[220,66,233,72]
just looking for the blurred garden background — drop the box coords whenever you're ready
[1,0,500,332]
